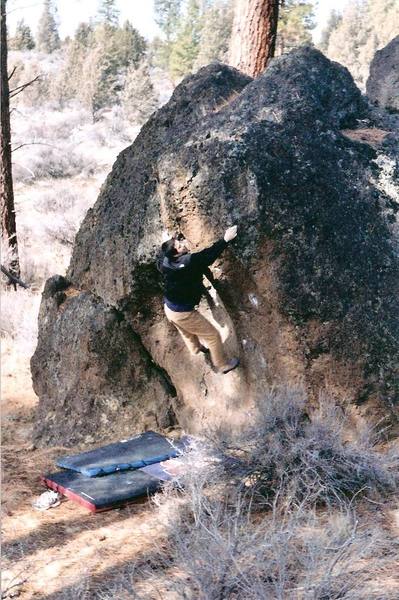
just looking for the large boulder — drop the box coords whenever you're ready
[31,276,177,446]
[367,36,399,113]
[31,48,399,446]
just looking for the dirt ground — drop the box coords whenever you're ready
[2,351,399,600]
[1,353,173,600]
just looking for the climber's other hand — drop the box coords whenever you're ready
[224,225,238,242]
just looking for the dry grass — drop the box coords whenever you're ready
[49,390,398,600]
[85,444,399,600]
[2,95,140,378]
[208,387,399,509]
[2,50,398,600]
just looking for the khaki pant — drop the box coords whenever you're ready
[164,304,227,369]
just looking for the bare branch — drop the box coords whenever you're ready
[11,141,60,153]
[6,2,43,16]
[9,75,41,98]
[1,265,29,289]
[11,162,36,178]
[8,64,18,80]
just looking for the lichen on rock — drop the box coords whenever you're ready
[367,35,399,113]
[31,47,399,446]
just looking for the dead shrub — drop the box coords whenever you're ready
[210,387,398,508]
[96,467,394,600]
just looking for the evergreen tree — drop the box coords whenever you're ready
[154,0,182,42]
[169,0,202,79]
[323,0,399,89]
[319,10,342,53]
[50,22,95,106]
[324,1,368,86]
[229,0,280,76]
[97,0,119,27]
[122,61,159,124]
[115,20,147,69]
[153,0,182,70]
[75,21,94,46]
[10,19,35,50]
[276,0,315,56]
[195,0,233,68]
[52,18,137,112]
[37,0,60,53]
[51,28,87,105]
[85,24,121,115]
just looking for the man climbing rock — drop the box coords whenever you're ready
[159,226,240,374]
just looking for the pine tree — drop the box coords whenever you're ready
[319,10,342,53]
[51,25,91,105]
[75,21,94,47]
[276,0,315,56]
[97,0,119,27]
[324,1,368,86]
[154,0,182,43]
[122,61,159,125]
[169,0,202,79]
[1,0,20,280]
[229,0,280,77]
[115,20,147,69]
[37,0,60,53]
[82,24,121,116]
[324,0,399,89]
[153,0,182,71]
[195,0,233,68]
[10,19,35,50]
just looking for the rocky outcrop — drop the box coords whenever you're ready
[31,48,399,446]
[367,36,399,113]
[31,276,177,445]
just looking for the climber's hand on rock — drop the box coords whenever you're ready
[224,225,238,242]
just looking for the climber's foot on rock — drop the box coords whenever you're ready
[220,358,240,374]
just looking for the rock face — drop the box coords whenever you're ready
[31,276,177,445]
[31,48,399,446]
[367,36,399,113]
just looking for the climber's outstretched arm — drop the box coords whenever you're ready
[190,226,237,269]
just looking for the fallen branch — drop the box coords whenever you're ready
[1,265,29,289]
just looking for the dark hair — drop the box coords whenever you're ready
[161,238,177,259]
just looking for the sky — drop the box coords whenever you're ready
[7,0,351,43]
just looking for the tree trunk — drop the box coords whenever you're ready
[229,0,280,78]
[1,0,20,278]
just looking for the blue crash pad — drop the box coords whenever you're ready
[56,431,182,477]
[43,468,162,512]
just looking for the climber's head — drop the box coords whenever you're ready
[174,233,188,254]
[161,234,188,259]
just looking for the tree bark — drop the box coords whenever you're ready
[1,0,20,278]
[229,0,280,78]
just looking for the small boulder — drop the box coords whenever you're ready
[367,36,399,113]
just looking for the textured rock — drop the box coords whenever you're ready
[32,48,399,445]
[31,276,177,446]
[367,36,399,113]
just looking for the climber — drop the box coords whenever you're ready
[159,226,240,374]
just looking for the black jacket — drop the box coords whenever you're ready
[159,238,229,307]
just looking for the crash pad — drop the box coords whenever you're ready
[56,431,181,477]
[42,468,162,512]
[140,457,186,482]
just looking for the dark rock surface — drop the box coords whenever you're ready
[31,276,177,446]
[367,35,399,113]
[31,48,399,445]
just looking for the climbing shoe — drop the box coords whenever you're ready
[220,357,240,374]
